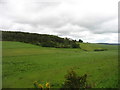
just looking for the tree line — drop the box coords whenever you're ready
[2,31,83,48]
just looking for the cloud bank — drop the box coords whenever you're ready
[0,0,118,43]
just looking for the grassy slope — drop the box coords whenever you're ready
[2,41,118,88]
[80,43,118,51]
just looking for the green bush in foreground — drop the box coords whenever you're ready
[33,81,50,89]
[34,69,91,89]
[62,69,91,89]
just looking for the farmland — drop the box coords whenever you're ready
[2,41,118,88]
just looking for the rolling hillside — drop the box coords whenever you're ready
[2,31,80,48]
[2,41,118,88]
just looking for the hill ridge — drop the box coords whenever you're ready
[1,31,80,48]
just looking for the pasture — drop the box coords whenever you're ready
[2,41,118,88]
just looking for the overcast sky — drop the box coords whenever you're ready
[0,0,119,43]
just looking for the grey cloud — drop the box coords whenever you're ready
[14,11,117,35]
[71,15,117,33]
[0,0,118,43]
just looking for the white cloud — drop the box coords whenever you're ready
[0,0,118,43]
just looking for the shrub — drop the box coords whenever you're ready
[33,81,50,89]
[33,70,92,89]
[62,69,91,89]
[71,43,80,48]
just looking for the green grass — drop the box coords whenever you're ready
[2,41,118,88]
[79,43,118,51]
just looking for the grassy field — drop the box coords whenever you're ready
[2,41,118,88]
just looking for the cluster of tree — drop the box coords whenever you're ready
[78,39,83,43]
[2,31,82,48]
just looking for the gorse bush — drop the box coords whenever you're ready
[33,70,91,89]
[62,69,91,89]
[33,81,50,89]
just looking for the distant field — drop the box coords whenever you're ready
[2,41,118,88]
